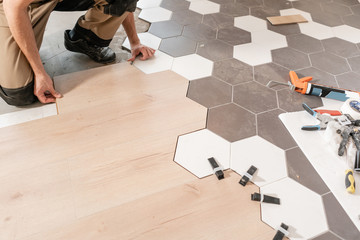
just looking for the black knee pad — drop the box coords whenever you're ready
[0,83,37,106]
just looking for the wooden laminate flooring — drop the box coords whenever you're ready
[0,63,275,240]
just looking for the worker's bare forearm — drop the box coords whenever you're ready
[122,12,140,48]
[3,0,46,76]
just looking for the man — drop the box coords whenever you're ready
[0,0,155,106]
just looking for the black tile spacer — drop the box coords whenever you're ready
[208,157,224,180]
[239,165,257,186]
[251,192,280,205]
[273,223,289,240]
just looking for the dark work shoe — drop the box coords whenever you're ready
[64,30,116,64]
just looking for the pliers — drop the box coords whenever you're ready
[301,103,335,131]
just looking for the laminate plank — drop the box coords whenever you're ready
[267,14,308,25]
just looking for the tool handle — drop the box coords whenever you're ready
[345,169,355,194]
[301,125,321,131]
[310,83,360,101]
[302,103,316,117]
[314,109,342,116]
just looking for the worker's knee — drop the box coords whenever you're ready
[0,82,37,106]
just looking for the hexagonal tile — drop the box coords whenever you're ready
[261,178,328,240]
[352,5,360,15]
[322,2,352,16]
[322,37,360,58]
[280,8,313,22]
[231,136,287,187]
[160,0,190,11]
[311,11,344,27]
[220,2,249,17]
[343,14,360,30]
[213,58,253,85]
[263,0,291,10]
[287,34,324,54]
[132,51,174,74]
[299,21,335,40]
[237,0,263,8]
[286,147,330,195]
[122,32,162,51]
[348,55,360,73]
[310,52,351,75]
[203,13,235,29]
[254,62,290,90]
[174,129,230,179]
[257,109,297,150]
[323,193,360,240]
[234,15,267,32]
[197,39,233,62]
[148,20,183,39]
[252,30,287,50]
[277,88,323,112]
[138,7,173,23]
[172,54,214,80]
[189,0,220,15]
[332,25,360,44]
[272,47,310,70]
[310,232,342,240]
[171,9,203,26]
[333,0,359,6]
[234,43,272,66]
[159,36,197,57]
[336,72,360,92]
[251,6,280,21]
[187,76,232,108]
[207,103,256,142]
[296,67,338,87]
[292,0,323,15]
[218,26,251,46]
[233,82,277,113]
[182,23,217,42]
[137,0,162,9]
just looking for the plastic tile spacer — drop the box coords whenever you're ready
[239,165,257,186]
[208,157,224,180]
[273,223,289,240]
[251,192,280,205]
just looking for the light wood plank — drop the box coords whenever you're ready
[267,14,308,25]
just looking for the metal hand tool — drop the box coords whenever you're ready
[301,103,334,131]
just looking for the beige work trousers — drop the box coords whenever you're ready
[0,0,128,106]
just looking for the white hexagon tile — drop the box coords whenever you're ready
[132,50,174,74]
[233,43,272,66]
[138,7,172,23]
[234,15,267,32]
[174,129,230,179]
[136,0,162,10]
[261,178,328,240]
[189,0,220,15]
[231,136,287,187]
[122,32,162,51]
[171,54,214,80]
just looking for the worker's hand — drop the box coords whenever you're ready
[128,43,155,62]
[34,72,62,104]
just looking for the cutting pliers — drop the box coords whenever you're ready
[301,103,335,131]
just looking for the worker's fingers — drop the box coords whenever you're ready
[49,88,62,98]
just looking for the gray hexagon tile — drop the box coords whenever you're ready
[213,58,253,86]
[231,136,287,187]
[254,62,290,90]
[323,193,360,240]
[296,67,338,87]
[352,5,360,15]
[233,82,277,114]
[171,9,202,26]
[272,47,311,70]
[237,0,263,8]
[310,52,351,75]
[220,2,249,17]
[336,71,360,92]
[197,39,233,62]
[322,2,352,16]
[277,88,323,112]
[159,36,196,57]
[160,0,190,11]
[182,23,217,42]
[322,37,360,58]
[250,6,280,21]
[263,0,292,10]
[343,14,360,30]
[310,232,342,240]
[257,109,297,150]
[287,34,324,54]
[203,13,234,29]
[312,11,344,27]
[348,55,360,73]
[292,0,323,14]
[333,0,359,7]
[207,103,256,142]
[187,76,232,108]
[148,20,183,39]
[286,147,330,195]
[217,26,251,46]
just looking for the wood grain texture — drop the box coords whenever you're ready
[0,63,276,239]
[267,14,308,25]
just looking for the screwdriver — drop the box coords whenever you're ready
[345,169,356,194]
